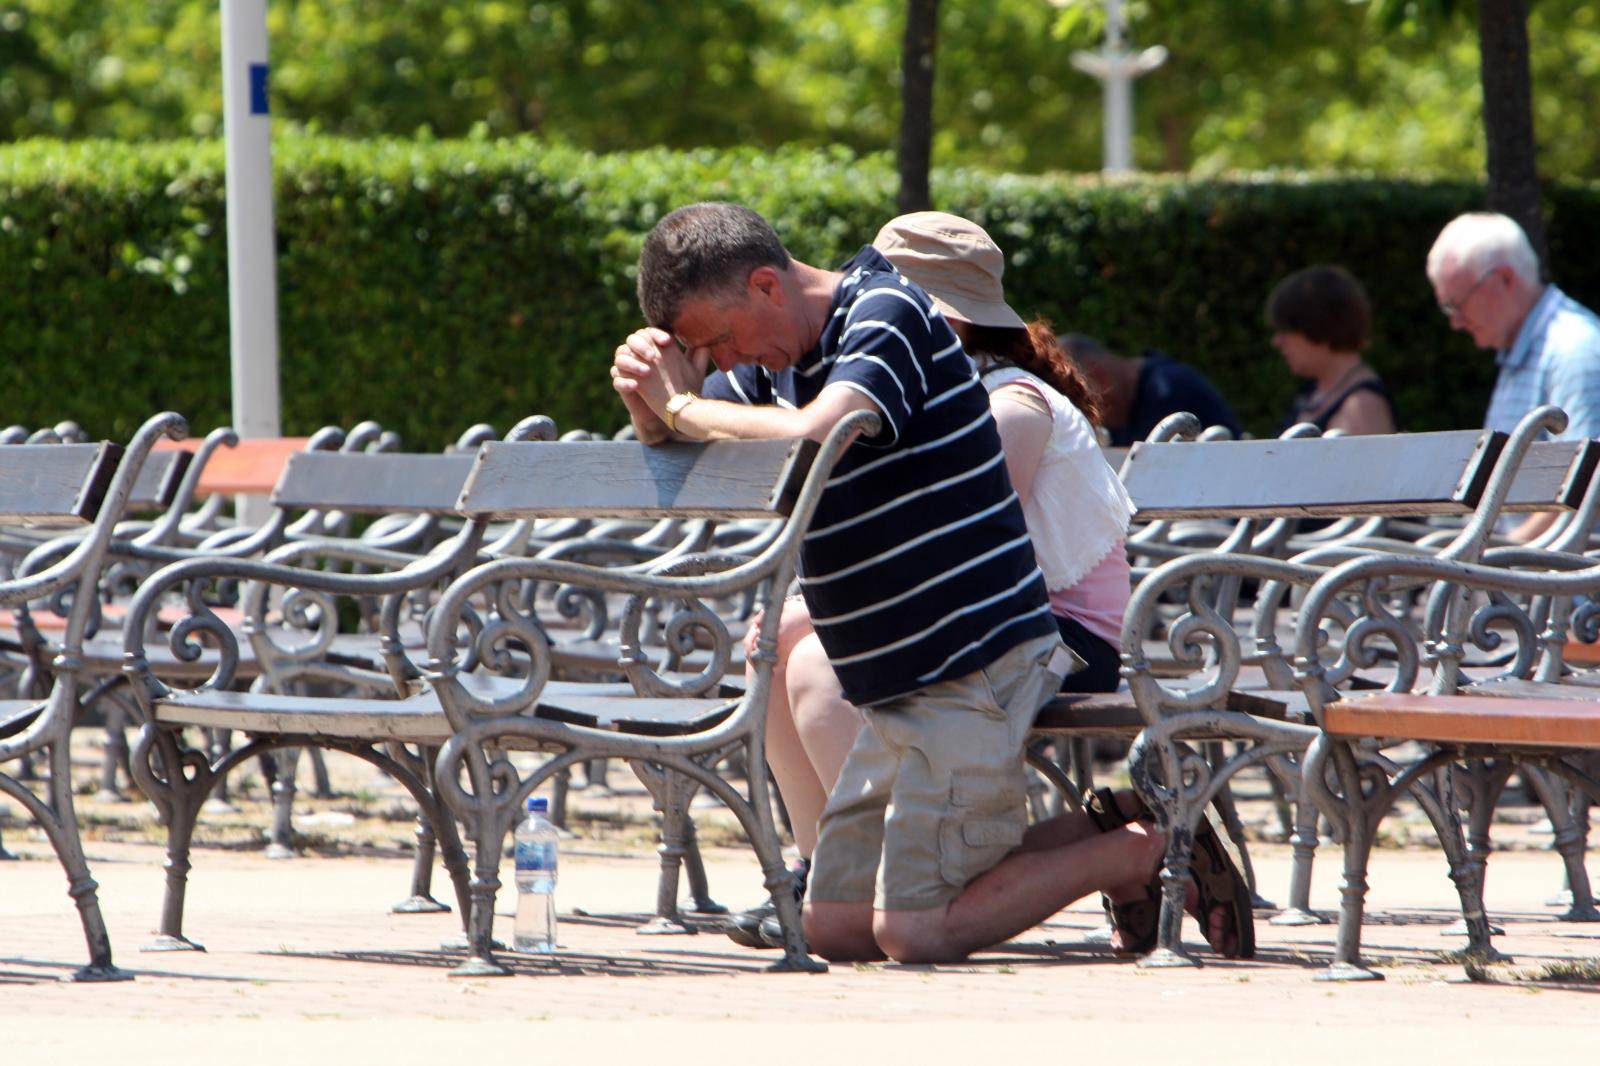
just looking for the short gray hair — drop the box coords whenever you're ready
[1427,212,1540,287]
[637,202,791,329]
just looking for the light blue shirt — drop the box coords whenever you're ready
[1484,284,1600,441]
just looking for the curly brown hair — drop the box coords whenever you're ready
[962,316,1104,426]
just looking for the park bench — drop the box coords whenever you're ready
[1293,531,1600,979]
[0,411,187,981]
[1041,406,1599,964]
[119,410,877,976]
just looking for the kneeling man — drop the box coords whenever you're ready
[610,202,1237,963]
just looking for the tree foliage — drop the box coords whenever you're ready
[2,1,1598,179]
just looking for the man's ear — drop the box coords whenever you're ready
[748,265,785,306]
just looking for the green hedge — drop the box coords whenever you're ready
[4,136,1598,448]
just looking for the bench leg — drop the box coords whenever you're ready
[204,729,234,808]
[266,746,300,860]
[550,766,571,829]
[1206,741,1271,909]
[1127,732,1200,969]
[131,725,213,954]
[1305,737,1384,982]
[436,743,516,977]
[392,816,451,915]
[680,819,725,915]
[631,761,719,933]
[307,747,334,799]
[1521,763,1600,922]
[1442,760,1512,937]
[92,685,134,802]
[715,742,824,973]
[1,741,131,981]
[388,744,452,915]
[1269,753,1324,926]
[1416,765,1505,965]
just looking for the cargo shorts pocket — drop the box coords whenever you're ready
[938,767,1027,889]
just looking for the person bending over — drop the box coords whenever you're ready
[613,204,1250,963]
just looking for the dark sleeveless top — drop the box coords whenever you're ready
[1283,377,1400,434]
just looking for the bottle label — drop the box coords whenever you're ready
[514,839,558,874]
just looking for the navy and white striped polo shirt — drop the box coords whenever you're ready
[702,247,1054,705]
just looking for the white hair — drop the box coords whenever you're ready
[1426,212,1540,287]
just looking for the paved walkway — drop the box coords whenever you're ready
[4,830,1599,1061]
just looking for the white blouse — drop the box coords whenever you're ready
[981,365,1135,591]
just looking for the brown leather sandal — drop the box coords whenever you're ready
[1083,787,1161,954]
[1083,787,1255,959]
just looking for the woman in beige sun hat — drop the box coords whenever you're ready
[871,211,1135,688]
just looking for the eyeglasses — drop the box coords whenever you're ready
[1438,267,1500,318]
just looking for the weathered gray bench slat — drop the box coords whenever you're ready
[1501,438,1600,511]
[272,452,477,515]
[1032,686,1292,737]
[1461,675,1600,702]
[157,684,734,742]
[0,442,122,525]
[1123,429,1501,520]
[129,449,193,510]
[460,439,817,519]
[0,698,40,741]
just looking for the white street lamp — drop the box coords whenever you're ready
[1054,0,1167,173]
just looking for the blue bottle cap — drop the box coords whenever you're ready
[527,797,549,813]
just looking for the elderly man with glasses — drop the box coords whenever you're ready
[1427,212,1600,541]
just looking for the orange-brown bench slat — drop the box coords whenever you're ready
[155,437,309,495]
[1325,692,1600,749]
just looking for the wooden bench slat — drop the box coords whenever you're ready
[1461,676,1600,701]
[459,439,817,519]
[1123,430,1499,520]
[1565,640,1600,666]
[156,690,452,744]
[1502,439,1600,511]
[1029,685,1292,736]
[1325,692,1600,748]
[156,437,310,495]
[0,443,121,525]
[271,452,475,515]
[0,699,40,741]
[129,449,193,510]
[157,681,736,742]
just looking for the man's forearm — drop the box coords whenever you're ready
[671,396,811,442]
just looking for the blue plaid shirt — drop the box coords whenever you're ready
[1484,285,1600,441]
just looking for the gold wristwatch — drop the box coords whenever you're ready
[664,391,699,434]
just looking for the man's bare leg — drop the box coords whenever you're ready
[804,901,885,962]
[872,821,1165,963]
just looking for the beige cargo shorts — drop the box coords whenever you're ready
[808,633,1074,912]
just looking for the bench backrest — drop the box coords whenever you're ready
[155,436,311,495]
[1121,430,1504,521]
[0,443,123,526]
[271,452,477,515]
[128,448,194,510]
[458,439,818,520]
[1500,438,1600,512]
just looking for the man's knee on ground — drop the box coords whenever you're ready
[873,907,963,965]
[803,901,881,962]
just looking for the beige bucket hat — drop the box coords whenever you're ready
[872,211,1029,331]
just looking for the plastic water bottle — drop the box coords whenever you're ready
[513,796,559,953]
